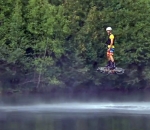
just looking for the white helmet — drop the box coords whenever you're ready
[106,27,112,31]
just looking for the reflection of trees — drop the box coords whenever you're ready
[1,114,150,130]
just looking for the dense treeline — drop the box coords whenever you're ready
[0,0,150,93]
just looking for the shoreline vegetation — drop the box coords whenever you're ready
[0,85,150,95]
[0,0,150,94]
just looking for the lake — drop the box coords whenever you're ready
[0,91,150,130]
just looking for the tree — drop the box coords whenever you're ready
[25,0,70,88]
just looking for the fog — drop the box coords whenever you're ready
[0,91,150,117]
[0,102,150,115]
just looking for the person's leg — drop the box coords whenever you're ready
[110,54,114,62]
[109,49,115,69]
[106,51,111,67]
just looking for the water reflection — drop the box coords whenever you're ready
[1,112,150,130]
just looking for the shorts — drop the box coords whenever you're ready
[107,48,114,56]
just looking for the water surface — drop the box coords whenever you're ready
[0,91,150,130]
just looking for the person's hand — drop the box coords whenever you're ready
[107,48,110,52]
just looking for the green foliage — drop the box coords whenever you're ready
[0,0,150,92]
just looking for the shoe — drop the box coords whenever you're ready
[109,61,116,70]
[105,60,111,68]
[109,66,116,70]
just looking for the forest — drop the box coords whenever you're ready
[0,0,150,93]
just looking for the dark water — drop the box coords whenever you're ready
[0,91,150,130]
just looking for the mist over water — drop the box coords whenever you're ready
[0,91,150,116]
[1,91,150,130]
[0,102,150,115]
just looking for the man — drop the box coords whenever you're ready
[105,27,115,70]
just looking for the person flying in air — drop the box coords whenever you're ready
[105,27,116,70]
